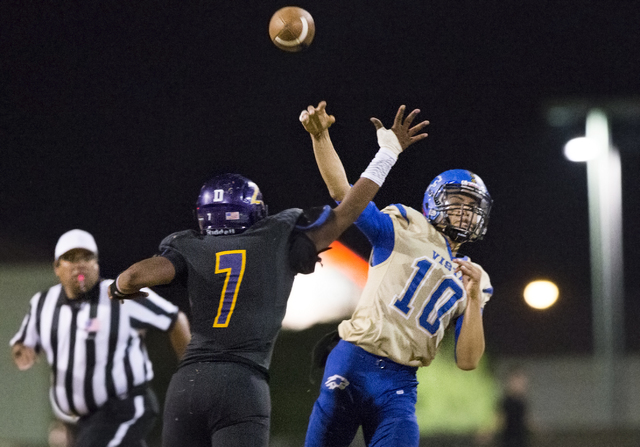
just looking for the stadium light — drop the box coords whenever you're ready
[563,136,602,162]
[566,108,624,426]
[523,280,559,310]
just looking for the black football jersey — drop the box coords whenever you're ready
[159,208,315,371]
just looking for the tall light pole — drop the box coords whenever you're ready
[564,109,624,426]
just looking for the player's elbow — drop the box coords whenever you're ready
[327,183,350,203]
[454,346,484,371]
[456,358,480,371]
[328,189,346,203]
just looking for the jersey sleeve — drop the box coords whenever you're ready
[125,288,180,331]
[288,207,333,275]
[479,267,493,307]
[9,291,44,349]
[354,202,398,266]
[158,232,190,285]
[294,205,332,231]
[288,231,321,274]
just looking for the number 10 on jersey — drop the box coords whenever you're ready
[392,257,464,335]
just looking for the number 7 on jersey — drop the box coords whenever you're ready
[213,250,246,327]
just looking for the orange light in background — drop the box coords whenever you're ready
[319,241,368,288]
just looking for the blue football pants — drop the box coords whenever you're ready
[305,339,420,447]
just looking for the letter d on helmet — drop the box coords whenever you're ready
[195,173,268,235]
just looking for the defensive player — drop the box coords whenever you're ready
[106,105,429,447]
[299,101,494,447]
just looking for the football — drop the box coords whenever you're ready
[268,6,315,52]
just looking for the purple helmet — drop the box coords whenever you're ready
[196,174,267,235]
[422,169,492,243]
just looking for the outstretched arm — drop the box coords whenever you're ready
[299,101,350,201]
[108,256,176,299]
[109,258,191,358]
[304,104,429,251]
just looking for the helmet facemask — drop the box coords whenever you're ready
[428,183,491,243]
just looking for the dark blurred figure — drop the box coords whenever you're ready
[499,367,531,447]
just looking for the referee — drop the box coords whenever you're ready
[10,229,191,447]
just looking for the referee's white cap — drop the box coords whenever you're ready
[55,229,98,260]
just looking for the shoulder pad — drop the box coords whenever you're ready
[381,204,415,224]
[159,229,199,248]
[269,208,304,225]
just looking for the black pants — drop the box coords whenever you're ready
[71,388,159,447]
[162,362,270,447]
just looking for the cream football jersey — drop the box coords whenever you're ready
[339,205,492,367]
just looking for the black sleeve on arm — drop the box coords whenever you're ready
[289,231,323,274]
[289,206,335,274]
[295,205,332,231]
[159,247,188,285]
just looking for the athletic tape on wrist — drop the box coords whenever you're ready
[360,147,397,187]
[376,128,402,157]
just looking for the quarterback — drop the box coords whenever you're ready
[300,101,493,447]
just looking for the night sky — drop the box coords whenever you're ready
[2,1,639,356]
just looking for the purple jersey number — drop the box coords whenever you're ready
[213,250,246,327]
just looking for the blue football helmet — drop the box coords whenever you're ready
[423,169,492,243]
[196,174,267,235]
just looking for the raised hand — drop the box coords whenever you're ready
[299,101,336,137]
[370,105,429,154]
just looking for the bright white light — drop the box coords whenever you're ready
[564,137,602,162]
[523,280,559,309]
[282,242,367,331]
[283,268,361,330]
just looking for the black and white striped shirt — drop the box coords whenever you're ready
[10,279,178,418]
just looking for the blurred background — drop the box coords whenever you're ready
[1,1,639,446]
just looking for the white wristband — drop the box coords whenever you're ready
[360,147,397,187]
[376,128,402,157]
